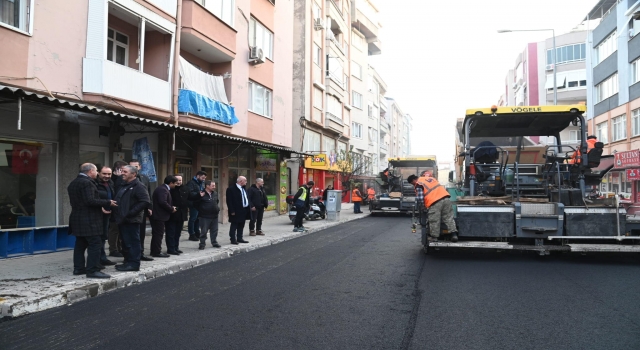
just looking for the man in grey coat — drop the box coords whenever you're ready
[68,163,117,279]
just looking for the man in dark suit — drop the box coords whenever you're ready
[95,166,116,267]
[108,160,128,257]
[68,163,117,279]
[113,165,151,272]
[226,176,250,245]
[129,159,154,261]
[150,175,178,257]
[248,178,268,236]
[168,174,189,254]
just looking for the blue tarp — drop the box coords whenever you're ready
[178,89,239,125]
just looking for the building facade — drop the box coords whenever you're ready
[501,29,589,146]
[584,0,640,197]
[0,0,298,255]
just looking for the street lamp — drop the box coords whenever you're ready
[498,29,557,105]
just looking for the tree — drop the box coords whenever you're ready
[329,148,373,191]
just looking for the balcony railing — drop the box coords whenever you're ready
[83,58,171,111]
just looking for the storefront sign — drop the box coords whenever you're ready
[304,154,340,171]
[614,150,640,169]
[627,169,640,180]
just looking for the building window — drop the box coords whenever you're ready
[612,114,626,142]
[594,73,618,104]
[352,122,363,139]
[596,121,608,144]
[327,95,342,119]
[248,81,272,118]
[314,44,321,66]
[632,108,640,137]
[352,31,365,51]
[323,136,335,153]
[0,0,31,33]
[595,31,617,65]
[327,56,344,85]
[352,91,363,109]
[107,28,129,66]
[632,58,640,85]
[196,0,235,27]
[303,130,321,152]
[249,17,273,60]
[367,103,373,118]
[351,61,362,80]
[546,43,586,67]
[368,127,377,145]
[313,87,323,109]
[568,130,578,142]
[313,2,321,19]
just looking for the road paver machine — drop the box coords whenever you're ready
[421,105,640,254]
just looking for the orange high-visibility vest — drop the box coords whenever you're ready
[352,189,363,202]
[415,176,449,208]
[367,188,375,200]
[570,138,597,164]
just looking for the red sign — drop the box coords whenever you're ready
[614,150,640,169]
[627,169,640,180]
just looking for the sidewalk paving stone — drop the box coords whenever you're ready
[0,205,369,318]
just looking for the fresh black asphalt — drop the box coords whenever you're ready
[1,216,640,350]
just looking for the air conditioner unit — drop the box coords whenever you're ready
[249,46,264,64]
[313,18,324,30]
[546,64,554,71]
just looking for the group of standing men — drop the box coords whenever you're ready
[68,161,271,279]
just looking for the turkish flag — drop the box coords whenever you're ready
[11,144,39,174]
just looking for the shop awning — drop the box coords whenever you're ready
[0,84,304,155]
[544,75,566,89]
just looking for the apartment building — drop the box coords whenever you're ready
[384,97,411,160]
[585,0,640,155]
[501,29,589,146]
[0,0,297,250]
[582,0,640,196]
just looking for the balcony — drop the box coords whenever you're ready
[181,0,236,63]
[352,6,381,55]
[83,58,172,111]
[380,121,389,135]
[325,112,345,134]
[379,143,388,155]
[83,1,175,112]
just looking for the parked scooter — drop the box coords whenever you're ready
[285,195,326,223]
[305,196,326,220]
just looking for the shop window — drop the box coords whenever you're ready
[255,149,278,211]
[227,146,251,188]
[200,143,220,186]
[0,139,57,228]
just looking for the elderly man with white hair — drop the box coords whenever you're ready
[226,176,250,244]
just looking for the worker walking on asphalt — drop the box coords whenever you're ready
[407,174,458,243]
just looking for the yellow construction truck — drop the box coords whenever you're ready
[369,156,437,215]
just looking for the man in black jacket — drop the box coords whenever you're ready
[195,180,220,249]
[226,176,250,244]
[187,171,207,241]
[95,166,116,267]
[108,161,128,258]
[114,165,151,272]
[68,163,117,279]
[292,181,314,232]
[168,174,189,254]
[151,175,178,257]
[129,159,154,261]
[248,178,268,236]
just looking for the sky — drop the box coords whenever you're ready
[369,0,600,164]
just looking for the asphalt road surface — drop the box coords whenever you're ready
[2,217,640,350]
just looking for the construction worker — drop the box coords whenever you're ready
[366,186,376,202]
[569,135,597,164]
[352,186,364,214]
[407,173,458,243]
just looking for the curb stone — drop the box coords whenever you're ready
[0,212,369,318]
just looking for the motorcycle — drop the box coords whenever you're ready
[305,196,326,220]
[286,195,326,223]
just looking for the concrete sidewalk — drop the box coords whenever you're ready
[0,205,369,318]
